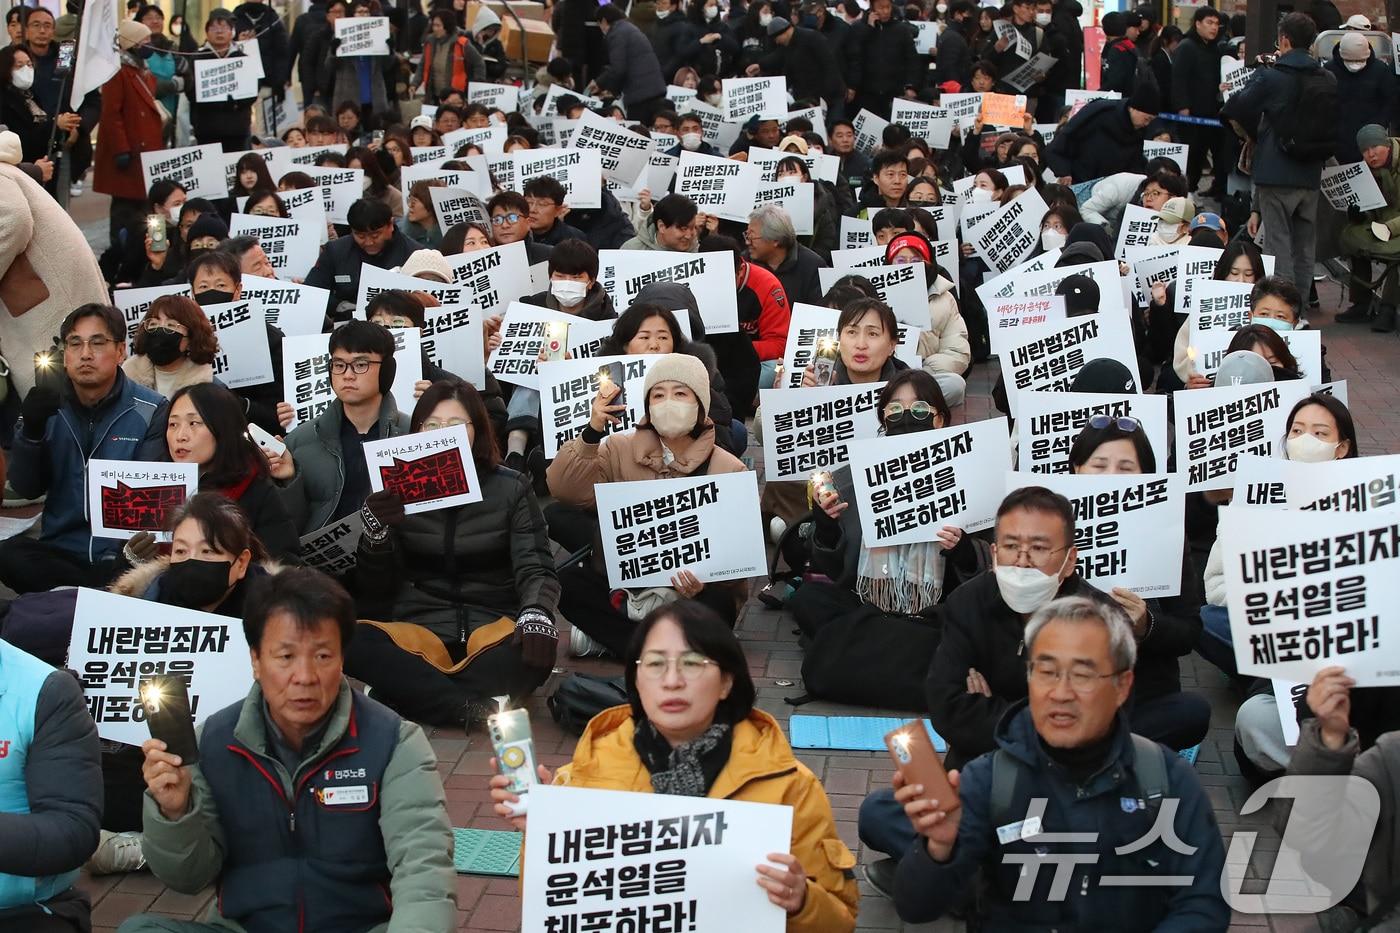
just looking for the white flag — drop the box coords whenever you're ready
[70,0,121,109]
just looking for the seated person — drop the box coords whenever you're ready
[1337,125,1400,330]
[304,198,426,325]
[523,176,586,246]
[122,569,456,932]
[265,321,410,535]
[347,380,560,726]
[0,304,167,593]
[884,232,970,408]
[547,354,746,657]
[702,234,781,419]
[490,601,859,932]
[885,597,1229,929]
[1162,239,1264,389]
[123,295,218,398]
[800,297,908,387]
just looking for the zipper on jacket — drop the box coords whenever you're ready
[442,510,467,645]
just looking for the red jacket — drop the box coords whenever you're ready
[93,63,164,202]
[738,260,790,361]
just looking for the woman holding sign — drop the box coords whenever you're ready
[123,296,219,398]
[800,297,907,388]
[490,601,861,932]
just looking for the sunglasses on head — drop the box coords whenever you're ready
[1087,414,1141,432]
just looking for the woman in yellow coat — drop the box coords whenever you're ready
[490,600,860,932]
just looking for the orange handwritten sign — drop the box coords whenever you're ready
[980,93,1028,128]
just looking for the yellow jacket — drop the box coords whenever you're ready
[554,706,860,933]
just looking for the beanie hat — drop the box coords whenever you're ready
[1056,273,1100,316]
[187,213,230,243]
[1102,11,1125,36]
[1057,240,1105,266]
[885,231,934,265]
[1357,124,1389,151]
[1128,82,1160,116]
[1340,32,1371,62]
[398,248,454,283]
[766,15,791,35]
[117,19,150,51]
[1069,358,1135,393]
[643,353,711,413]
[0,129,22,166]
[1216,350,1273,387]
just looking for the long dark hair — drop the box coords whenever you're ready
[1214,240,1266,281]
[168,383,268,488]
[232,153,277,197]
[877,369,950,430]
[165,491,269,563]
[409,379,502,471]
[348,145,392,197]
[1226,324,1300,376]
[1284,393,1360,459]
[624,600,756,728]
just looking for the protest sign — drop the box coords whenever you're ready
[291,166,362,224]
[1173,381,1312,492]
[199,300,274,388]
[594,472,766,589]
[260,81,299,137]
[753,180,814,235]
[940,93,983,134]
[422,304,486,388]
[69,589,252,746]
[999,313,1139,419]
[334,15,389,54]
[675,150,762,223]
[356,263,472,314]
[1218,505,1400,686]
[1281,331,1324,383]
[1004,53,1057,93]
[975,249,1061,308]
[1232,452,1400,513]
[952,163,1026,202]
[968,188,1049,272]
[467,82,518,112]
[817,262,929,327]
[598,250,740,334]
[1065,88,1120,111]
[568,110,653,184]
[1321,161,1387,211]
[270,185,331,238]
[1186,279,1254,340]
[142,143,225,200]
[912,19,939,53]
[1114,203,1159,258]
[918,203,961,244]
[1190,325,1323,383]
[399,162,492,208]
[1007,259,1125,313]
[721,75,787,121]
[1008,471,1184,595]
[1126,243,1184,307]
[263,144,350,177]
[839,216,875,250]
[1221,56,1252,99]
[779,304,838,388]
[446,241,533,315]
[363,423,481,514]
[852,108,890,155]
[988,295,1067,353]
[226,215,318,280]
[1142,140,1189,174]
[485,303,572,389]
[1316,380,1349,405]
[512,148,604,210]
[889,99,954,150]
[522,784,790,933]
[666,83,697,108]
[980,93,1029,128]
[282,329,422,429]
[238,274,328,337]
[428,186,490,231]
[1016,390,1169,475]
[113,283,193,351]
[828,245,887,273]
[87,460,198,542]
[1275,679,1306,746]
[1172,245,1228,317]
[299,513,364,577]
[442,123,509,155]
[684,99,744,153]
[537,355,658,458]
[1034,122,1060,145]
[849,416,1012,546]
[759,383,884,481]
[748,146,841,185]
[193,54,258,103]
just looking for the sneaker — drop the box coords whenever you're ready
[570,625,608,658]
[1336,301,1373,323]
[88,830,146,875]
[1372,304,1396,333]
[768,516,787,545]
[2,482,44,507]
[69,181,83,198]
[503,450,525,474]
[863,857,897,900]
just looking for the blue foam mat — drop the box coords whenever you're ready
[1177,744,1200,765]
[789,715,947,752]
[452,828,522,876]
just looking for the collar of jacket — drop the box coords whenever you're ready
[66,368,132,417]
[560,706,800,798]
[993,697,1137,793]
[312,392,402,449]
[631,422,717,473]
[122,355,215,394]
[230,679,355,789]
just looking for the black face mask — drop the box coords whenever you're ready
[194,289,234,307]
[160,558,234,609]
[883,412,939,436]
[143,327,185,366]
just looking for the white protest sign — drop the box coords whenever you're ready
[1009,259,1125,312]
[399,164,492,211]
[537,355,659,458]
[200,300,274,388]
[1221,56,1251,99]
[442,123,509,155]
[1143,140,1189,174]
[428,186,490,230]
[227,215,319,280]
[1218,505,1400,686]
[1017,390,1169,475]
[722,75,787,122]
[849,417,1012,546]
[1008,471,1184,595]
[666,83,698,108]
[594,471,767,589]
[512,148,604,209]
[113,284,193,352]
[759,383,884,481]
[291,166,363,224]
[356,263,472,315]
[940,93,983,134]
[523,784,790,933]
[1172,245,1227,317]
[263,144,350,177]
[1232,453,1400,513]
[779,304,838,389]
[1034,122,1060,145]
[889,99,954,150]
[1065,88,1120,109]
[968,188,1050,272]
[485,303,570,389]
[753,180,814,236]
[142,143,225,200]
[1315,380,1349,405]
[675,150,762,224]
[1114,203,1159,258]
[1275,679,1306,746]
[999,313,1139,419]
[1186,279,1254,345]
[193,54,258,103]
[828,245,886,274]
[299,513,364,577]
[912,19,940,53]
[685,99,744,153]
[1281,331,1324,383]
[1173,381,1312,492]
[446,241,533,316]
[1190,326,1322,383]
[465,148,516,193]
[1004,53,1058,93]
[839,216,875,250]
[70,589,253,747]
[1126,243,1184,308]
[1320,161,1388,212]
[233,38,263,78]
[467,82,518,112]
[975,249,1061,309]
[239,275,329,337]
[598,250,740,334]
[87,460,198,542]
[363,423,481,514]
[747,146,841,185]
[852,108,890,155]
[334,15,390,54]
[988,295,1068,353]
[817,263,929,328]
[419,305,486,389]
[271,185,331,239]
[567,109,653,184]
[281,329,422,430]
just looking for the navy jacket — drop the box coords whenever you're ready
[596,19,667,105]
[303,229,426,322]
[1220,49,1332,188]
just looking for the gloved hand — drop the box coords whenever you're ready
[114,151,133,171]
[123,531,159,564]
[21,386,60,441]
[513,607,558,669]
[1348,206,1364,224]
[362,489,406,528]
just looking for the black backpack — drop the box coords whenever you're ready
[1271,67,1338,162]
[547,672,628,735]
[791,608,944,711]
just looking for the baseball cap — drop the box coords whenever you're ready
[1344,13,1372,29]
[1189,212,1225,233]
[410,114,433,131]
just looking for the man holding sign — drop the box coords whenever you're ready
[1337,126,1400,331]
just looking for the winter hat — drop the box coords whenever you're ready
[642,353,711,413]
[1056,273,1100,316]
[1157,196,1195,225]
[1357,124,1389,151]
[117,19,150,51]
[766,15,791,35]
[1102,11,1126,36]
[1128,82,1160,116]
[473,6,501,37]
[885,231,934,265]
[1069,358,1135,393]
[398,249,454,283]
[1215,350,1274,387]
[1339,32,1372,61]
[778,134,809,154]
[0,129,21,166]
[187,213,230,243]
[1057,240,1105,266]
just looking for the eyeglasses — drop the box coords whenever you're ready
[491,212,523,226]
[994,542,1067,565]
[422,418,470,431]
[373,315,416,328]
[884,401,935,420]
[143,321,187,335]
[1027,662,1126,695]
[635,650,718,681]
[64,335,115,351]
[329,358,383,375]
[1087,415,1141,433]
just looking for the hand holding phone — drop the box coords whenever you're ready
[33,349,62,394]
[597,362,626,408]
[248,422,287,457]
[141,675,200,766]
[489,707,537,816]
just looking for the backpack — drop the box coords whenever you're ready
[990,733,1169,826]
[547,672,628,735]
[0,588,79,668]
[791,607,944,710]
[1270,67,1338,162]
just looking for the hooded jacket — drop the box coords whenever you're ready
[1046,98,1148,182]
[555,706,860,933]
[1220,49,1333,188]
[233,0,291,89]
[621,212,701,252]
[915,274,972,375]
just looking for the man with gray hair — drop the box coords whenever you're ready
[888,596,1229,929]
[745,204,826,306]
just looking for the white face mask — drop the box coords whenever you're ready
[1344,59,1366,72]
[1157,220,1183,241]
[705,5,719,18]
[11,66,34,91]
[649,398,699,437]
[1035,11,1051,25]
[550,279,588,306]
[994,554,1067,614]
[681,132,703,150]
[1286,432,1340,463]
[936,2,947,11]
[656,8,671,17]
[705,92,723,106]
[1040,228,1067,250]
[968,186,994,203]
[169,205,183,223]
[759,12,773,26]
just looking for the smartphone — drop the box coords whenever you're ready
[140,675,200,766]
[372,129,386,145]
[812,338,839,387]
[148,214,169,254]
[597,362,625,407]
[247,422,287,457]
[33,349,62,393]
[55,41,76,75]
[489,706,537,816]
[543,321,569,362]
[884,720,958,813]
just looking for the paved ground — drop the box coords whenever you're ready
[53,186,1400,931]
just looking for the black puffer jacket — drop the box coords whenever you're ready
[846,12,922,98]
[1171,28,1223,117]
[1046,98,1146,181]
[1323,48,1396,163]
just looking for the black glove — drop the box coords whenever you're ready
[20,386,60,441]
[114,151,133,171]
[362,489,406,528]
[514,607,558,669]
[1348,206,1364,224]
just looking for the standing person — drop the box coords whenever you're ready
[94,21,167,245]
[1222,12,1334,292]
[135,6,180,146]
[303,0,344,108]
[846,0,921,119]
[186,9,257,152]
[990,0,1065,114]
[23,6,95,199]
[749,17,846,121]
[327,0,397,131]
[647,0,690,81]
[414,9,474,103]
[589,5,668,127]
[932,0,974,89]
[1098,11,1138,94]
[0,45,66,168]
[677,0,738,78]
[233,0,291,105]
[1172,7,1226,199]
[1323,32,1393,166]
[288,0,329,107]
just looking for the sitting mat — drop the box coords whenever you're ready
[789,715,947,753]
[453,828,522,876]
[1177,744,1200,765]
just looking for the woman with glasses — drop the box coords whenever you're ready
[346,380,561,727]
[400,179,446,248]
[490,600,860,933]
[884,231,970,408]
[122,295,219,398]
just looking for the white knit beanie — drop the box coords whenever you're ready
[642,353,711,412]
[0,130,22,166]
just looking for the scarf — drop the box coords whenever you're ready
[633,719,733,797]
[856,541,945,615]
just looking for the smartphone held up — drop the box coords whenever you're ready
[140,675,200,766]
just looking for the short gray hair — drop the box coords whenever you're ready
[749,204,797,251]
[1023,596,1137,674]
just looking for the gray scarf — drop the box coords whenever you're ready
[638,721,732,797]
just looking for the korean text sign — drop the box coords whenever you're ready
[87,460,198,542]
[758,383,885,481]
[363,423,482,515]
